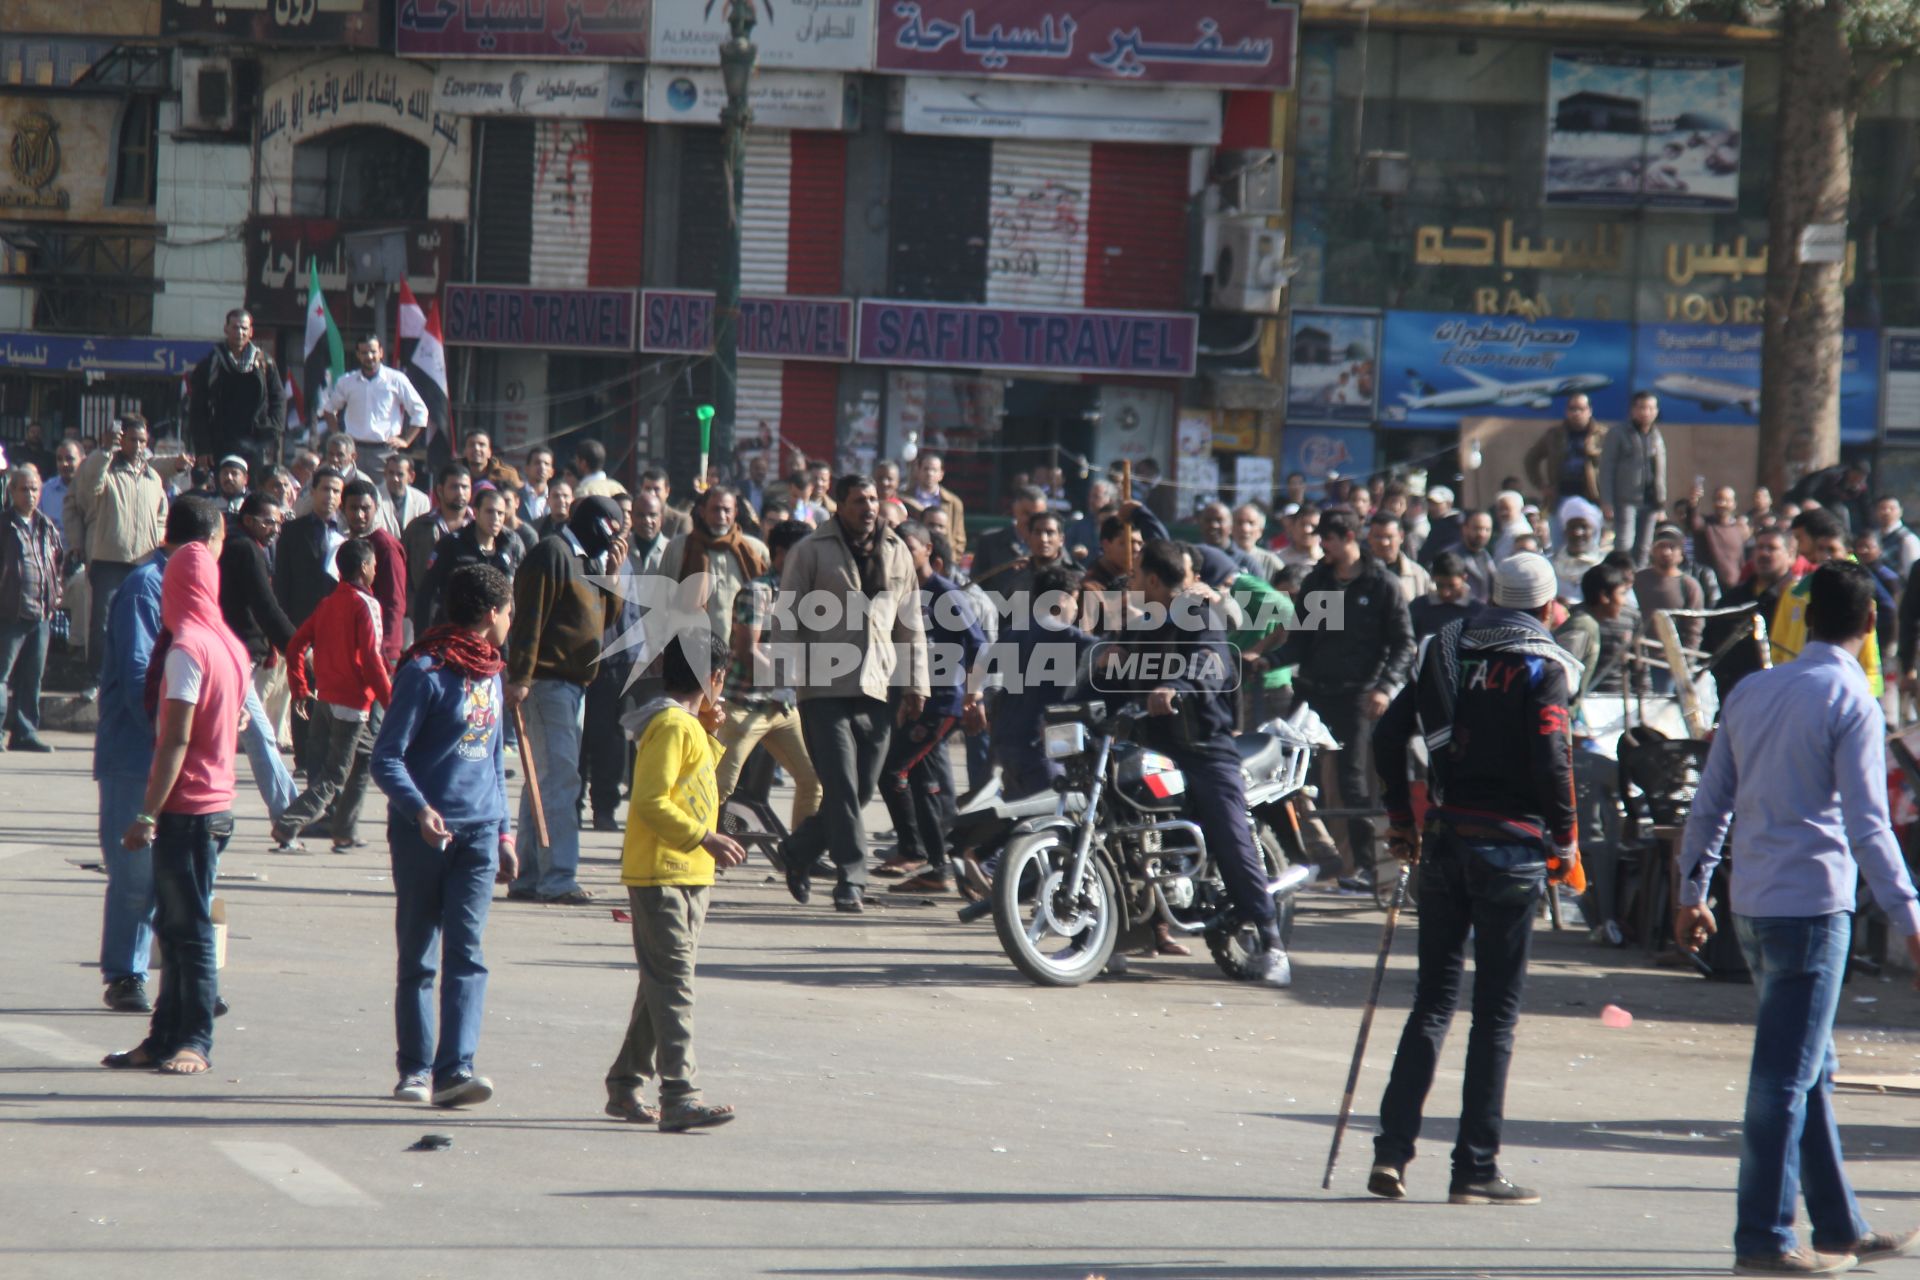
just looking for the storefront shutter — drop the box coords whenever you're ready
[787,131,846,296]
[985,139,1091,309]
[740,129,792,293]
[476,118,534,285]
[887,134,990,302]
[1085,142,1192,311]
[780,361,838,466]
[530,119,593,288]
[587,121,646,288]
[674,128,727,291]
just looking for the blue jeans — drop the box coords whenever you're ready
[98,773,154,983]
[139,811,232,1061]
[87,560,135,681]
[0,616,48,744]
[239,679,295,822]
[1733,914,1869,1259]
[512,678,585,898]
[1376,834,1545,1182]
[390,817,497,1086]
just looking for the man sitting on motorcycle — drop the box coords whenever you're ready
[1115,539,1293,987]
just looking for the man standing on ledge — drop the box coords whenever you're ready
[321,335,427,475]
[1678,561,1920,1278]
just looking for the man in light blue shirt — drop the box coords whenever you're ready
[1679,561,1920,1277]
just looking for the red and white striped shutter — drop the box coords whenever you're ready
[985,140,1091,308]
[530,120,593,288]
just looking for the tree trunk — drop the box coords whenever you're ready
[1758,0,1854,496]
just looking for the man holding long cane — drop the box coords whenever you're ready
[1356,554,1582,1205]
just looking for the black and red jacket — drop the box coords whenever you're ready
[1373,607,1578,852]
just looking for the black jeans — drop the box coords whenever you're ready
[1312,690,1378,873]
[790,695,892,888]
[1174,739,1277,932]
[1375,832,1545,1183]
[881,707,960,871]
[139,811,233,1061]
[582,664,632,819]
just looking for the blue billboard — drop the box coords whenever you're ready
[1378,312,1634,430]
[1634,323,1881,444]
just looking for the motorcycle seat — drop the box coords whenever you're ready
[1233,732,1285,779]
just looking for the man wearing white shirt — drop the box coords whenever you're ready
[520,446,554,523]
[320,337,427,471]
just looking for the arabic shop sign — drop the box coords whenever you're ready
[893,75,1221,144]
[653,0,875,71]
[855,300,1197,376]
[1633,324,1880,444]
[432,62,646,118]
[163,0,380,46]
[445,285,638,351]
[0,97,151,226]
[256,56,469,222]
[1378,311,1634,430]
[396,0,650,60]
[642,67,854,131]
[0,333,198,379]
[641,290,855,362]
[247,217,462,330]
[878,1,1297,89]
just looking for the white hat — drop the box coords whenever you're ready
[1492,553,1558,610]
[1427,484,1455,506]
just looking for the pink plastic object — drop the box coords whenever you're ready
[1599,1004,1634,1029]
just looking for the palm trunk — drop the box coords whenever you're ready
[1758,0,1853,495]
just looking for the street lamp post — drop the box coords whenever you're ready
[713,0,758,481]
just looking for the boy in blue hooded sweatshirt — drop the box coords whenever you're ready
[372,563,515,1109]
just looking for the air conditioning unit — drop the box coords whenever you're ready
[1210,217,1288,314]
[1214,149,1284,215]
[180,54,236,134]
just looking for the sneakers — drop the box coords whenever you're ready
[102,977,151,1013]
[1847,1227,1920,1262]
[1732,1249,1856,1276]
[1252,949,1293,988]
[1447,1176,1540,1205]
[1367,1162,1407,1200]
[393,1073,431,1103]
[431,1074,494,1108]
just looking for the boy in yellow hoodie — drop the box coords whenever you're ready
[604,631,746,1132]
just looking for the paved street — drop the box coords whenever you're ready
[2,730,1918,1280]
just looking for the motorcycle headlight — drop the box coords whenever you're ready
[1043,721,1088,760]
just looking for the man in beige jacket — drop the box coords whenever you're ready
[73,414,175,683]
[776,475,930,913]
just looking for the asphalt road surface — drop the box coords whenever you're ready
[3,730,1918,1279]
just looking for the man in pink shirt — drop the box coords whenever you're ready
[101,512,251,1077]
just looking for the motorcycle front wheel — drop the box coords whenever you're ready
[991,835,1121,987]
[1207,818,1298,982]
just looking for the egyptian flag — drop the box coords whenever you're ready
[302,259,345,436]
[397,279,452,445]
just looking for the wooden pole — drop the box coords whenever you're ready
[512,704,551,849]
[1323,859,1413,1190]
[1119,460,1135,575]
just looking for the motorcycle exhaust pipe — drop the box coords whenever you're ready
[956,898,994,924]
[1268,864,1313,899]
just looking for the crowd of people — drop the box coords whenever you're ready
[5,373,1920,1233]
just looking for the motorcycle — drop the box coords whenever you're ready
[986,699,1319,987]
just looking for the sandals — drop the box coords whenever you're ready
[604,1097,661,1125]
[158,1049,210,1075]
[658,1101,735,1133]
[101,1046,158,1070]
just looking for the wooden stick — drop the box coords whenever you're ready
[512,703,550,850]
[1323,859,1413,1190]
[1119,460,1135,575]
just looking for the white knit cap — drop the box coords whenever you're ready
[1493,552,1558,610]
[1427,484,1454,506]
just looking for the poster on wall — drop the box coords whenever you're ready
[1280,427,1375,499]
[1286,308,1379,425]
[1235,455,1275,507]
[1378,312,1633,430]
[1885,330,1920,440]
[1635,324,1880,444]
[1544,51,1743,212]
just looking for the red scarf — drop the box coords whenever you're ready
[402,624,505,680]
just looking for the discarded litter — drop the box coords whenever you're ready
[409,1134,453,1152]
[1599,1004,1634,1029]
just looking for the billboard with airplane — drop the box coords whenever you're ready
[1378,312,1633,430]
[1633,323,1880,443]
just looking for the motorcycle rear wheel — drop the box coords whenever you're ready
[1207,818,1299,982]
[992,836,1121,987]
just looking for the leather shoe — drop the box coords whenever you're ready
[785,859,812,905]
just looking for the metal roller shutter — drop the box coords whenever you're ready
[531,119,593,288]
[740,129,792,293]
[786,131,846,296]
[588,121,646,288]
[476,118,534,285]
[734,358,785,446]
[888,134,990,302]
[1085,143,1193,311]
[674,128,727,290]
[780,361,838,467]
[985,139,1090,308]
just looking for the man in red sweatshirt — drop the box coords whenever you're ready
[276,538,394,853]
[342,478,408,669]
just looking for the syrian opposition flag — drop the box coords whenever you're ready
[285,374,306,438]
[397,279,453,445]
[303,259,345,438]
